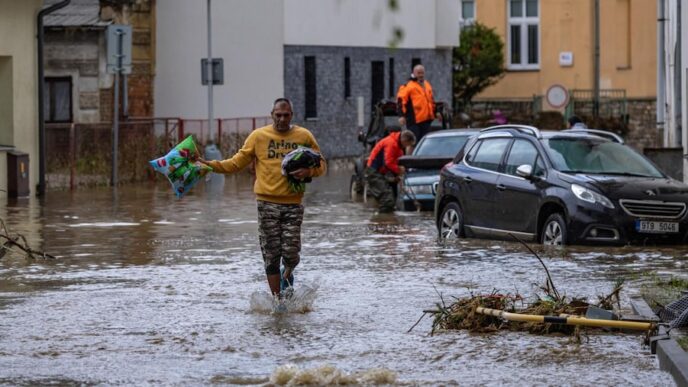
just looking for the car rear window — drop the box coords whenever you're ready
[414,135,470,157]
[544,137,664,177]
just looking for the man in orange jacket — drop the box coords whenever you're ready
[397,64,441,143]
[365,130,416,213]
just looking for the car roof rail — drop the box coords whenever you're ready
[562,128,624,144]
[480,124,541,139]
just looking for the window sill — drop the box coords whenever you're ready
[506,67,540,72]
[305,117,319,122]
[616,66,632,71]
[0,145,15,151]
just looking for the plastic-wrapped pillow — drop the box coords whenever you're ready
[149,135,212,197]
[281,146,322,193]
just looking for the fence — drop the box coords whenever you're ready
[45,116,270,190]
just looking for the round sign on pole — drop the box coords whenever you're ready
[546,84,569,109]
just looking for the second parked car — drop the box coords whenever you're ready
[435,125,688,245]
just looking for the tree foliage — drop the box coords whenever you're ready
[453,23,505,108]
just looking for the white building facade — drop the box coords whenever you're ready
[155,0,460,158]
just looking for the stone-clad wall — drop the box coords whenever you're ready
[284,45,453,158]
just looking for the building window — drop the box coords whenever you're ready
[460,0,475,29]
[344,57,351,98]
[508,0,539,70]
[388,58,395,97]
[371,61,384,109]
[411,57,422,71]
[304,56,317,119]
[44,76,72,123]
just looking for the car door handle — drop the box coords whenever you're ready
[463,176,473,183]
[496,184,506,191]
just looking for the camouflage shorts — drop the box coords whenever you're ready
[256,200,304,275]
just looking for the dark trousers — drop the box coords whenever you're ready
[406,120,432,141]
[365,168,397,213]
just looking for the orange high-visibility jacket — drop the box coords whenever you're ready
[397,79,435,124]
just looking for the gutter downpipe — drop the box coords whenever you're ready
[593,0,600,119]
[37,0,71,197]
[658,0,667,146]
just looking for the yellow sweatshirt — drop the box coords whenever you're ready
[207,124,327,204]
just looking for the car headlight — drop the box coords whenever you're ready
[408,184,434,195]
[571,184,614,209]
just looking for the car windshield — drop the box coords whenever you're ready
[414,135,470,157]
[544,137,664,177]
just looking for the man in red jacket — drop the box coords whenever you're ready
[365,130,416,212]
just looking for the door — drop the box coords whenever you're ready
[495,139,546,234]
[461,137,511,229]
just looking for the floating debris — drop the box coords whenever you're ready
[0,218,56,261]
[413,235,655,342]
[270,364,396,386]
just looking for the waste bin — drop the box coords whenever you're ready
[7,151,29,197]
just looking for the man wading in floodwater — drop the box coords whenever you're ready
[198,98,327,298]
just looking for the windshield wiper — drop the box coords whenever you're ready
[596,171,657,178]
[559,170,657,178]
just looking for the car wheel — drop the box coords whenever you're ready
[541,213,567,246]
[439,202,464,240]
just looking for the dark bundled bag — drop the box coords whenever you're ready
[281,147,322,192]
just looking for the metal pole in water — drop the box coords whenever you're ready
[476,307,655,330]
[111,30,123,186]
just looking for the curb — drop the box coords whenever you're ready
[631,298,688,387]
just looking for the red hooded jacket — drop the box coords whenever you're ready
[366,131,404,175]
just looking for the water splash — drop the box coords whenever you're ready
[270,364,397,386]
[249,282,319,314]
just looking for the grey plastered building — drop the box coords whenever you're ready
[284,46,453,158]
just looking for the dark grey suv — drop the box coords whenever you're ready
[435,125,688,245]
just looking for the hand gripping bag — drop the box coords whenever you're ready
[149,135,212,197]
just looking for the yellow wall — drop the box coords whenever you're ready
[476,0,656,103]
[0,0,42,198]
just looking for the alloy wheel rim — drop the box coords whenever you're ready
[440,209,461,239]
[543,221,562,245]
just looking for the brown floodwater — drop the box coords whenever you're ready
[0,169,683,385]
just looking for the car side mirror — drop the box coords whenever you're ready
[516,164,534,179]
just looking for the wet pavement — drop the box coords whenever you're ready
[0,169,684,385]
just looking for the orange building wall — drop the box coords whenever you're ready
[476,0,656,103]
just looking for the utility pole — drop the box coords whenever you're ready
[106,25,132,186]
[207,0,214,143]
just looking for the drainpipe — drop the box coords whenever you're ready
[593,0,600,119]
[658,0,666,146]
[37,0,71,197]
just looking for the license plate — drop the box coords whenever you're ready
[635,220,679,233]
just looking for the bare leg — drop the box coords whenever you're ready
[267,274,281,295]
[282,266,293,283]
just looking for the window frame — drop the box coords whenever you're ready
[507,0,540,71]
[460,0,476,30]
[504,138,546,178]
[45,76,73,123]
[465,137,512,173]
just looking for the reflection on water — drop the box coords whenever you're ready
[0,171,682,385]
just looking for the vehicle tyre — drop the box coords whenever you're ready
[541,213,567,246]
[438,202,464,240]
